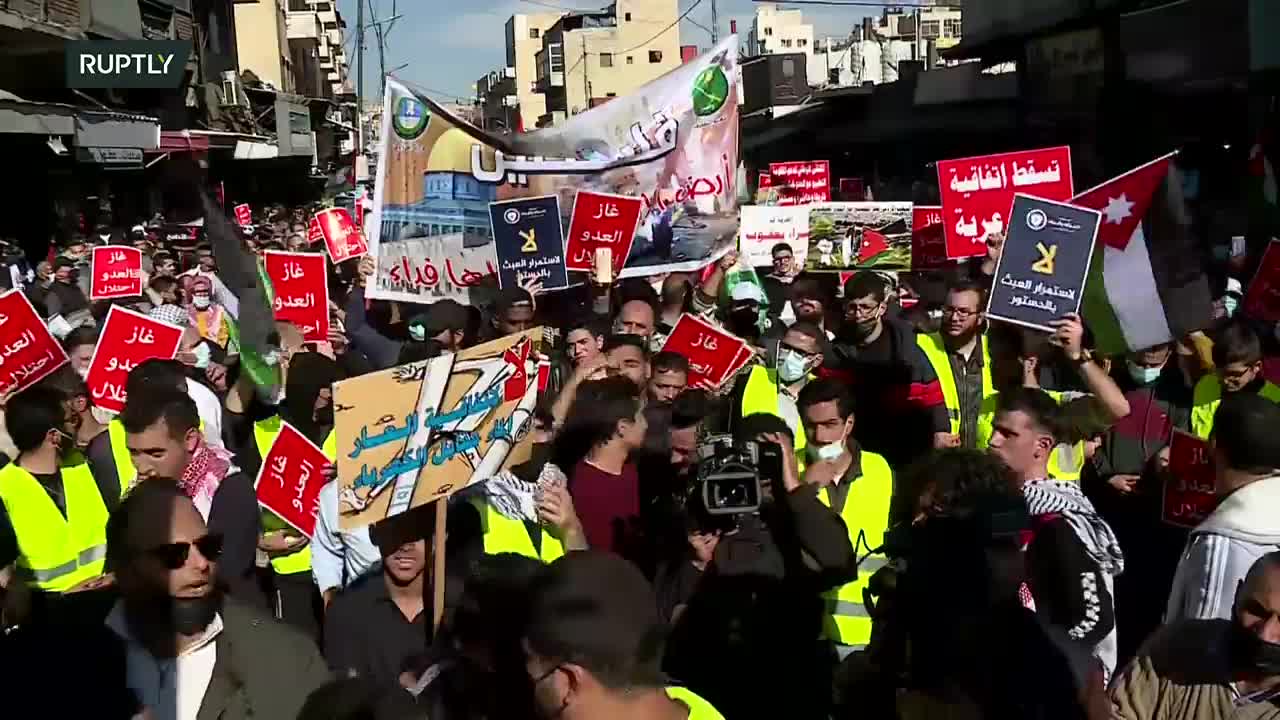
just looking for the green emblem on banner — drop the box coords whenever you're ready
[691,66,729,117]
[392,96,430,140]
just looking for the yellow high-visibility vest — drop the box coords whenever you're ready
[976,389,1085,482]
[1190,374,1280,439]
[915,332,994,437]
[741,364,809,471]
[666,686,726,720]
[469,496,564,563]
[254,417,336,576]
[0,461,108,592]
[816,450,893,649]
[109,416,208,494]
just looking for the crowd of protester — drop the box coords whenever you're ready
[0,189,1277,720]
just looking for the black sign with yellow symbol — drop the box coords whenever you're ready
[487,196,569,291]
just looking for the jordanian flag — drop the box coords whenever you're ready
[1078,153,1214,354]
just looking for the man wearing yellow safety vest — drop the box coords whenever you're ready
[736,320,826,460]
[522,551,728,720]
[1189,320,1280,438]
[982,314,1131,482]
[0,386,118,594]
[796,377,895,661]
[916,279,994,449]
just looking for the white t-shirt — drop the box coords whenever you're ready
[186,378,225,450]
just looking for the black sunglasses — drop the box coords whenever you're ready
[144,534,223,569]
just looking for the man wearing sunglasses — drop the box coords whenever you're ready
[104,479,328,720]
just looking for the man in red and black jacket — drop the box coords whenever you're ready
[824,271,950,467]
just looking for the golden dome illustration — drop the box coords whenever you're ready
[426,128,479,174]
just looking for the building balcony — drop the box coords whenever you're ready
[286,9,322,40]
[325,26,340,47]
[312,0,337,26]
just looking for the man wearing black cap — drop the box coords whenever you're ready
[523,551,726,720]
[490,287,536,340]
[409,298,468,353]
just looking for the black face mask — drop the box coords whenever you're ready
[128,588,220,638]
[1229,621,1280,675]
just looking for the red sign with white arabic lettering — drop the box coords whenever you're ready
[911,206,949,270]
[1162,430,1219,528]
[1244,239,1280,323]
[264,251,330,343]
[354,196,367,228]
[90,246,143,300]
[233,203,252,227]
[307,216,323,245]
[937,146,1074,260]
[0,290,67,398]
[315,207,369,263]
[769,161,830,206]
[255,421,330,538]
[565,190,643,274]
[759,173,773,190]
[86,306,184,414]
[660,314,749,389]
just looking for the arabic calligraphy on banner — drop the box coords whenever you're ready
[660,314,751,389]
[769,161,830,206]
[264,251,330,342]
[90,246,143,300]
[367,38,740,305]
[333,328,547,530]
[937,146,1074,260]
[738,205,810,268]
[489,195,569,291]
[564,190,643,274]
[86,306,184,413]
[0,290,67,397]
[1162,430,1218,528]
[911,206,948,270]
[1244,239,1280,324]
[985,194,1100,333]
[256,422,331,538]
[806,202,913,272]
[316,207,369,264]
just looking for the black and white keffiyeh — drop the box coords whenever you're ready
[1023,479,1125,577]
[483,462,568,523]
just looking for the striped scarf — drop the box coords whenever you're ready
[1023,479,1125,576]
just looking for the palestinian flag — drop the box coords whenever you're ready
[1078,153,1214,354]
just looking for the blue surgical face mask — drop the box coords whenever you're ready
[191,342,211,370]
[777,349,810,384]
[1127,360,1162,385]
[1223,294,1239,318]
[807,441,845,463]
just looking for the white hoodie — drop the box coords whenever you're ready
[1166,474,1280,622]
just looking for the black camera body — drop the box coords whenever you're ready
[693,434,783,516]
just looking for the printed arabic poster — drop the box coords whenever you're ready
[489,195,568,290]
[256,421,331,538]
[769,161,830,206]
[315,207,369,264]
[937,146,1074,260]
[366,39,740,306]
[233,203,252,227]
[911,206,948,270]
[660,314,747,389]
[985,194,1101,333]
[86,305,184,413]
[805,202,913,272]
[738,205,810,268]
[1243,239,1280,323]
[564,190,643,275]
[1162,430,1218,529]
[333,327,545,530]
[264,250,331,342]
[90,246,143,300]
[0,290,68,397]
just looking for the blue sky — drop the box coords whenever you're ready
[335,0,874,104]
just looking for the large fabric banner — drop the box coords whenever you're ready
[368,37,741,304]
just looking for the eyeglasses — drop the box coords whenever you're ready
[847,301,882,316]
[143,534,223,569]
[780,342,817,359]
[942,306,979,319]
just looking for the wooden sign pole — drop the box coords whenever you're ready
[431,498,448,632]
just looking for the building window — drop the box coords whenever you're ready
[781,38,791,48]
[649,50,662,63]
[829,69,840,84]
[920,20,940,39]
[758,41,767,53]
[529,28,540,39]
[606,92,616,97]
[798,38,807,47]
[600,52,613,67]
[626,55,634,64]
[764,27,772,36]
[625,12,631,21]
[782,58,794,78]
[549,43,564,72]
[944,18,962,37]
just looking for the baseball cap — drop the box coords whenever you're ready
[523,551,667,689]
[730,282,767,304]
[407,298,468,341]
[495,287,534,314]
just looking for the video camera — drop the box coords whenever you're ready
[690,433,784,516]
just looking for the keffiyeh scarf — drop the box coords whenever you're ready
[179,444,236,520]
[1023,479,1125,577]
[484,462,567,523]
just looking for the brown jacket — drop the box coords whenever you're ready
[1109,619,1280,720]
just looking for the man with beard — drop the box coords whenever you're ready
[1190,320,1280,438]
[916,279,995,450]
[1111,551,1280,718]
[122,386,261,605]
[48,255,89,316]
[104,479,328,720]
[648,351,689,406]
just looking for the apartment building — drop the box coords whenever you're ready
[284,0,350,99]
[235,0,294,92]
[475,11,562,131]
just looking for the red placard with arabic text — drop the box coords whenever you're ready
[1244,239,1280,323]
[1162,430,1219,528]
[0,290,67,397]
[660,314,749,389]
[937,146,1074,260]
[911,206,949,270]
[255,421,331,538]
[315,207,369,263]
[233,203,252,227]
[565,190,643,274]
[264,251,330,342]
[86,306,184,413]
[90,246,143,300]
[769,161,830,206]
[758,173,773,189]
[307,216,323,245]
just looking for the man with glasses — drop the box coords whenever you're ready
[736,321,826,461]
[761,242,798,314]
[916,279,994,449]
[1189,319,1280,438]
[103,479,327,720]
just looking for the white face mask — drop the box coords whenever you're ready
[807,440,846,463]
[1126,361,1162,385]
[191,342,211,370]
[192,295,211,309]
[777,349,810,384]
